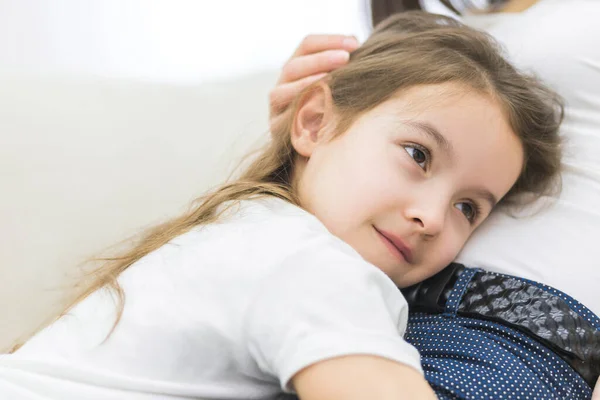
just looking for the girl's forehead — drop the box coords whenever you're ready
[366,84,523,194]
[367,86,508,142]
[378,83,497,116]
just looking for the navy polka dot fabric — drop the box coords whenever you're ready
[404,268,597,399]
[406,313,592,399]
[281,267,598,399]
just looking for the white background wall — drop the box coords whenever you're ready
[0,0,371,82]
[0,0,371,350]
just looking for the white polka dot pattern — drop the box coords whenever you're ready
[404,267,597,399]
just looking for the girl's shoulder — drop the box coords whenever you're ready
[209,196,333,244]
[161,196,361,275]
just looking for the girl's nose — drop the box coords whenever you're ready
[405,200,447,238]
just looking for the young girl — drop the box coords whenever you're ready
[0,12,562,400]
[274,4,600,399]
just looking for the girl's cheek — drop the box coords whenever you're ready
[441,231,465,261]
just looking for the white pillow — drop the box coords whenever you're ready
[457,0,600,315]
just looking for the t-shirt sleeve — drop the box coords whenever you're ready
[242,233,423,393]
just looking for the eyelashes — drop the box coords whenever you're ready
[403,144,430,170]
[402,143,481,225]
[455,201,480,224]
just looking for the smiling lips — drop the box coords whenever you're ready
[374,226,414,263]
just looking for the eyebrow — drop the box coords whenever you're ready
[472,188,499,210]
[404,120,455,158]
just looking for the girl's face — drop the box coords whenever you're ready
[292,83,524,287]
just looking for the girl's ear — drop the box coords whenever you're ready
[291,81,335,158]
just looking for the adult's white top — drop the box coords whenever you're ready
[457,0,600,317]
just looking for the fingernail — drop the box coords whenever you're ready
[342,36,359,50]
[329,50,350,63]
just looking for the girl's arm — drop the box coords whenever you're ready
[593,377,600,400]
[293,355,436,400]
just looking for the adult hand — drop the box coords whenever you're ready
[269,34,359,133]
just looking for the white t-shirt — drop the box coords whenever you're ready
[0,197,421,399]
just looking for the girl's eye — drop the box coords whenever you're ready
[403,145,429,170]
[455,202,479,224]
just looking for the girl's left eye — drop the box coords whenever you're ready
[403,145,429,170]
[455,202,479,224]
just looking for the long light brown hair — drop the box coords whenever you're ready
[20,12,564,348]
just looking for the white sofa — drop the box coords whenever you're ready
[0,70,278,351]
[3,1,600,356]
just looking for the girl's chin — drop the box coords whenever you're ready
[368,259,413,287]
